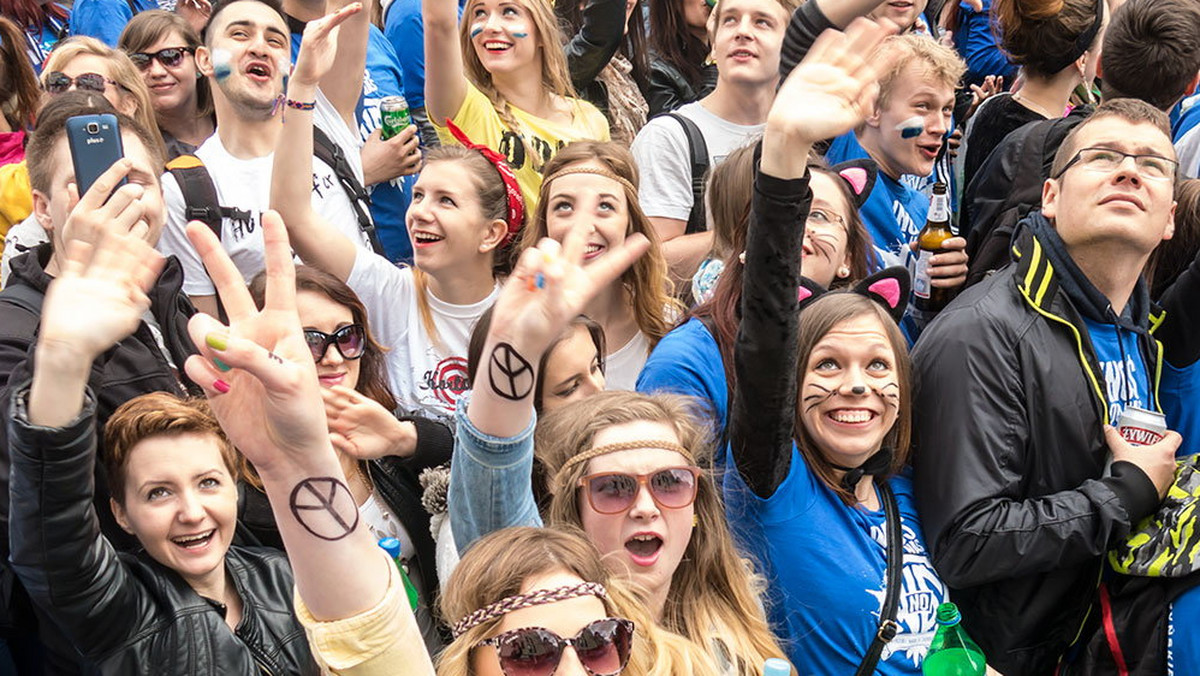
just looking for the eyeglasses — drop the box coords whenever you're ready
[578,467,701,515]
[475,618,635,676]
[128,47,195,70]
[1053,146,1179,182]
[42,72,117,95]
[807,207,847,230]
[303,325,366,362]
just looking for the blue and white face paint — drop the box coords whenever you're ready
[211,48,233,81]
[895,115,924,140]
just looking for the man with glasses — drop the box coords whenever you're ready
[910,98,1182,675]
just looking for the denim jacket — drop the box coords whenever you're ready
[448,394,542,555]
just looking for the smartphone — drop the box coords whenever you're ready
[66,114,126,199]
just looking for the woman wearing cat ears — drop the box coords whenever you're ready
[724,20,958,674]
[423,0,611,210]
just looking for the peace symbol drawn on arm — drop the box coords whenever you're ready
[288,477,360,541]
[487,342,535,401]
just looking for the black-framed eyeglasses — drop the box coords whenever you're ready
[303,325,366,362]
[475,618,635,676]
[128,47,195,70]
[42,71,117,95]
[1053,146,1179,182]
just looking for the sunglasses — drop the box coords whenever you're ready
[476,618,634,676]
[42,72,117,95]
[128,47,195,70]
[303,325,366,362]
[578,467,701,515]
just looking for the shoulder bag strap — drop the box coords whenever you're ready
[664,112,709,235]
[854,480,903,676]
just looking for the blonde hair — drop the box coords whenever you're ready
[41,36,165,154]
[535,392,790,676]
[872,34,966,112]
[523,141,682,347]
[438,526,720,676]
[458,0,576,162]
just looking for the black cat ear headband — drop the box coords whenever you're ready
[797,266,911,325]
[829,158,878,209]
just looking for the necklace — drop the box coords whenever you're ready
[1012,92,1059,119]
[354,461,373,494]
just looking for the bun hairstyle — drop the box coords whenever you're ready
[991,0,1105,76]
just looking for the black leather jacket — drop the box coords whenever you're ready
[8,386,318,675]
[646,56,716,119]
[564,0,627,116]
[911,215,1163,675]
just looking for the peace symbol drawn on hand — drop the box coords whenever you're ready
[488,342,535,401]
[289,477,360,541]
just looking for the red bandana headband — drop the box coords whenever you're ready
[444,119,526,246]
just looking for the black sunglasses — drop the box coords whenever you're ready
[475,618,634,676]
[303,325,366,362]
[42,71,116,95]
[128,47,195,70]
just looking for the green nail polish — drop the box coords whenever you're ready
[206,333,228,351]
[213,357,232,372]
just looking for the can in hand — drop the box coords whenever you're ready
[1116,406,1167,447]
[380,95,411,141]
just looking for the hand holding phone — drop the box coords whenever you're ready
[66,114,126,198]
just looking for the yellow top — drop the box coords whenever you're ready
[0,161,34,262]
[435,83,610,210]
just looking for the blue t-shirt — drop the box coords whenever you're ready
[289,24,415,263]
[1081,317,1154,423]
[953,0,1016,88]
[23,12,70,72]
[382,0,464,109]
[1160,360,1200,457]
[69,0,157,47]
[826,133,929,268]
[1173,94,1200,179]
[636,317,728,433]
[1169,584,1200,675]
[725,449,948,674]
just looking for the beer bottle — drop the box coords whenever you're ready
[762,658,792,676]
[912,182,956,313]
[923,603,986,676]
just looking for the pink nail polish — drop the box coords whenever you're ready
[213,379,231,394]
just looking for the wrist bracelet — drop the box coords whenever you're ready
[285,99,315,111]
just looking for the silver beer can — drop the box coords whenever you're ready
[1116,406,1167,446]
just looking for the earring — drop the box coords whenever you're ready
[837,265,851,279]
[693,514,699,528]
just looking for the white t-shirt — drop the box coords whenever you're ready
[347,250,499,421]
[605,330,651,392]
[631,102,764,226]
[158,91,372,295]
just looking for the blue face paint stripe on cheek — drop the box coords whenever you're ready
[512,31,528,37]
[895,115,924,139]
[470,26,483,37]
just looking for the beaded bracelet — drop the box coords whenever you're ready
[285,99,315,111]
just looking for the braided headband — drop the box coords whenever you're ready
[444,118,526,246]
[452,582,608,637]
[554,439,695,491]
[542,165,638,197]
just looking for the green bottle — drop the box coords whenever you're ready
[923,603,986,676]
[377,537,420,612]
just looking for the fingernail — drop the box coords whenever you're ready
[213,357,232,372]
[213,379,231,394]
[206,332,228,351]
[535,272,545,289]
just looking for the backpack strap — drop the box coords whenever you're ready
[311,125,386,256]
[664,112,710,236]
[165,155,254,242]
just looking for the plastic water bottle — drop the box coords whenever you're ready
[378,537,420,611]
[923,602,986,675]
[763,657,792,676]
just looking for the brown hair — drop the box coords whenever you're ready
[249,265,398,412]
[872,34,965,113]
[535,391,788,675]
[438,526,720,676]
[1099,0,1200,112]
[118,10,215,120]
[26,89,166,195]
[459,0,577,163]
[694,158,872,392]
[706,143,756,263]
[1148,178,1200,299]
[203,0,288,43]
[991,0,1105,77]
[41,36,165,155]
[792,293,912,506]
[524,141,682,347]
[0,16,41,131]
[104,393,243,505]
[1050,98,1174,177]
[648,0,708,90]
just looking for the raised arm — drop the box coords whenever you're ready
[270,4,365,282]
[11,231,165,656]
[321,0,369,125]
[564,0,627,94]
[730,19,895,498]
[779,0,889,79]
[422,0,468,125]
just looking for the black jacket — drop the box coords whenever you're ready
[8,386,318,675]
[646,57,715,119]
[911,214,1163,675]
[564,0,628,117]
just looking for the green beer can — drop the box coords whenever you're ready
[380,95,411,140]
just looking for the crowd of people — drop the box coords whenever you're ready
[1,0,1200,673]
